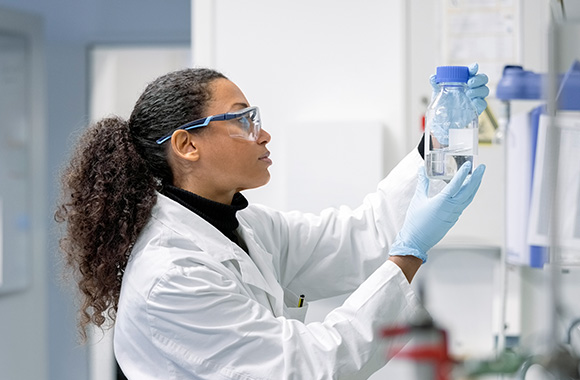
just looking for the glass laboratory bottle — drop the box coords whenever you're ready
[424,66,478,180]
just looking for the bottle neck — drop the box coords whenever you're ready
[439,81,467,89]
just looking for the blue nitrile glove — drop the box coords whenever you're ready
[389,161,486,263]
[429,62,490,115]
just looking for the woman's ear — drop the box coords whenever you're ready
[170,130,200,162]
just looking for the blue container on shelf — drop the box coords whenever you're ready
[496,61,580,110]
[496,61,580,268]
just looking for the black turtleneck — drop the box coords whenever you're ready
[162,185,249,245]
[418,133,426,160]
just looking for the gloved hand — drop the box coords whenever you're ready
[429,62,490,115]
[389,161,486,263]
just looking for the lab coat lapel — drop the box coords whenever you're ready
[236,226,284,316]
[188,221,281,314]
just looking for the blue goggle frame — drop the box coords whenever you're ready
[156,106,261,145]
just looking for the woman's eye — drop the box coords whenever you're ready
[237,117,251,130]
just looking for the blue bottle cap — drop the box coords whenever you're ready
[436,66,469,84]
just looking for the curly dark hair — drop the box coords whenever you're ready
[55,68,227,341]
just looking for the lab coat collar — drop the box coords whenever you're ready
[153,193,236,261]
[153,193,284,315]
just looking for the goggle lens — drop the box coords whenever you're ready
[227,107,261,141]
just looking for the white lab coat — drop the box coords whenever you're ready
[114,150,424,380]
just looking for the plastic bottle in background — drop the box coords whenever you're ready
[425,66,479,181]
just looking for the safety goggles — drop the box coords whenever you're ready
[155,106,261,145]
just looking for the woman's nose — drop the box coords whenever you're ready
[257,128,271,144]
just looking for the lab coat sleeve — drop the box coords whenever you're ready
[145,258,421,380]
[244,149,424,300]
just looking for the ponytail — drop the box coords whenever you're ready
[57,67,227,341]
[56,117,158,341]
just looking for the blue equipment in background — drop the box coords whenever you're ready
[496,61,580,268]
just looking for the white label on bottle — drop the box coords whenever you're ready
[449,129,476,155]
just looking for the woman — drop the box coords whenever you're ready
[56,67,486,379]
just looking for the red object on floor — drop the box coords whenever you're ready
[382,325,454,380]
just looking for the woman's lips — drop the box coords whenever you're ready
[259,151,272,165]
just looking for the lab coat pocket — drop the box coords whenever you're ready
[283,288,309,322]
